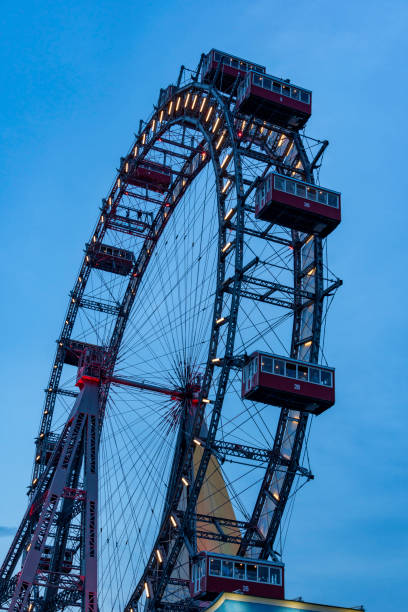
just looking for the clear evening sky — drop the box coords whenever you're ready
[0,1,406,610]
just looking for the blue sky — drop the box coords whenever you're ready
[0,1,407,610]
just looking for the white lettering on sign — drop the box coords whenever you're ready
[294,383,301,390]
[303,202,311,208]
[243,585,249,592]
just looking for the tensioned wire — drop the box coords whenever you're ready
[115,234,218,376]
[99,394,176,609]
[99,400,182,606]
[100,328,292,592]
[57,191,294,568]
[56,159,220,392]
[101,188,234,604]
[115,161,219,373]
[97,153,224,607]
[71,165,231,382]
[60,127,219,386]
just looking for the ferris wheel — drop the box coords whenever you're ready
[0,50,342,611]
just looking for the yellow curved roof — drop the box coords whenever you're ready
[195,444,239,556]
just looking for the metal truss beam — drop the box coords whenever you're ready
[224,286,294,310]
[238,146,303,175]
[78,297,121,316]
[210,440,313,480]
[228,223,292,247]
[192,529,263,547]
[179,512,249,531]
[45,388,79,398]
[241,274,315,300]
[221,263,310,310]
[212,440,270,463]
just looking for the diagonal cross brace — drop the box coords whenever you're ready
[7,382,100,612]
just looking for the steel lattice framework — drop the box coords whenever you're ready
[0,52,341,611]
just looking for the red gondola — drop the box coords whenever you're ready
[236,70,312,129]
[126,160,172,194]
[201,49,265,92]
[242,352,335,415]
[255,172,341,237]
[191,552,284,601]
[87,242,135,276]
